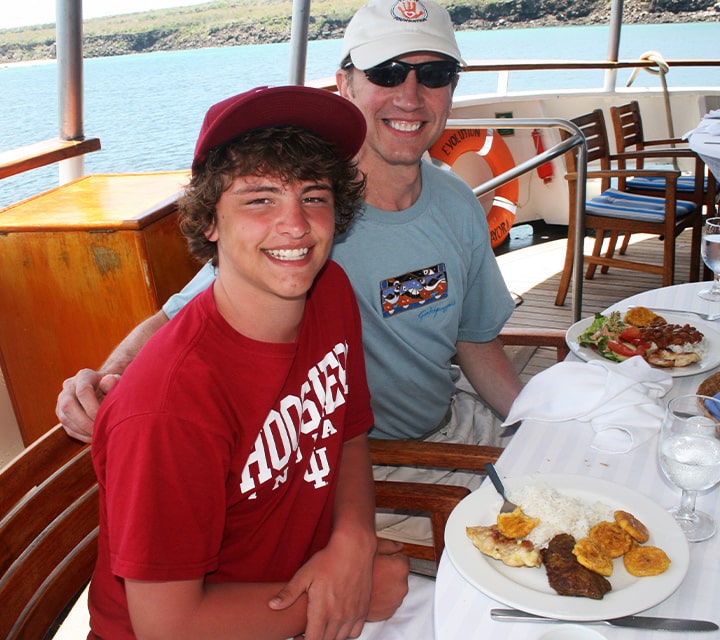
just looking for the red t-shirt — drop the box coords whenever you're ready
[89,261,373,639]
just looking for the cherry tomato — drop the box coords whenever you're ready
[620,326,641,342]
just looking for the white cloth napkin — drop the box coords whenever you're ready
[502,357,673,454]
[682,108,720,139]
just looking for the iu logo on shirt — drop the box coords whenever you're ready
[391,0,428,22]
[239,342,349,498]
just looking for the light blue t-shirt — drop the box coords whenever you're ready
[163,161,514,439]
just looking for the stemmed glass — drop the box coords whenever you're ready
[699,217,720,301]
[658,394,720,542]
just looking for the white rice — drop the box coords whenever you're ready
[507,485,614,549]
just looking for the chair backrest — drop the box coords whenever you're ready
[562,109,613,191]
[0,425,98,640]
[610,100,646,157]
[611,100,712,202]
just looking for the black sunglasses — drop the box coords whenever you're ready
[356,60,461,89]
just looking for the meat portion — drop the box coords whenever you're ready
[541,533,612,600]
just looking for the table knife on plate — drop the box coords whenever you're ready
[491,608,719,632]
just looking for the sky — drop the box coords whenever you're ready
[1,0,209,30]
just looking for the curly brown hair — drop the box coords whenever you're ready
[178,125,366,265]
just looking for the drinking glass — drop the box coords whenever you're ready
[658,394,720,542]
[699,217,720,301]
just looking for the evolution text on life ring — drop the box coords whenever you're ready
[429,128,519,249]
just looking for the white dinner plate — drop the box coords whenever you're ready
[444,474,689,621]
[565,312,720,377]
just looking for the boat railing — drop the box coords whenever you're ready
[442,117,587,323]
[460,57,720,97]
[308,56,720,96]
[0,137,101,181]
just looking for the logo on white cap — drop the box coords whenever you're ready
[391,0,428,22]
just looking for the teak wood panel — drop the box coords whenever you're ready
[0,172,199,445]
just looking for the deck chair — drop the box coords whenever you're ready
[0,425,479,637]
[0,425,97,640]
[0,430,499,636]
[607,100,717,270]
[610,100,717,215]
[555,108,703,306]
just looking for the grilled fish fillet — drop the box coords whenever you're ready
[466,525,541,568]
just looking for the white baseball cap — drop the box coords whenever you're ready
[341,0,466,70]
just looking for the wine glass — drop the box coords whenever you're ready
[658,394,720,542]
[699,217,720,301]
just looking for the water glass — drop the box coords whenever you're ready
[699,217,720,301]
[658,394,720,542]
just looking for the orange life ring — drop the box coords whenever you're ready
[429,128,519,249]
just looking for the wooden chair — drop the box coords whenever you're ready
[555,108,703,306]
[0,425,97,640]
[610,100,717,215]
[1,426,475,637]
[608,100,717,270]
[0,328,566,634]
[372,326,569,564]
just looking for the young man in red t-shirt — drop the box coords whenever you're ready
[88,86,408,640]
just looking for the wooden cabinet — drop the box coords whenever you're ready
[0,172,200,445]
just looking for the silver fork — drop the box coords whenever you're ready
[484,463,518,513]
[626,306,720,321]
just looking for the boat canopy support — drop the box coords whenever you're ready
[56,0,88,183]
[604,0,623,91]
[289,0,312,85]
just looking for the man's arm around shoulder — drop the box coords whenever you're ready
[56,310,170,442]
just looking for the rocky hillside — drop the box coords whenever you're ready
[1,0,718,64]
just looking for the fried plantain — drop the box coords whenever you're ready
[573,537,614,576]
[614,509,650,543]
[496,506,540,539]
[623,544,671,576]
[623,306,665,327]
[588,521,633,558]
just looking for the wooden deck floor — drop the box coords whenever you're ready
[496,227,698,381]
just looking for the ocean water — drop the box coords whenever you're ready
[1,21,718,208]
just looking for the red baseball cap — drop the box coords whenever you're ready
[192,85,367,169]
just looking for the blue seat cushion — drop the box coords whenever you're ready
[587,188,697,222]
[626,175,708,194]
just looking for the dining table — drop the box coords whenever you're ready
[434,280,720,639]
[688,111,720,181]
[689,133,720,182]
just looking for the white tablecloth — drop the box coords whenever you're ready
[434,282,720,640]
[690,131,720,181]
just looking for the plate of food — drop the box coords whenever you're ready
[565,306,720,377]
[444,473,689,621]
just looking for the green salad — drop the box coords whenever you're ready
[577,311,650,362]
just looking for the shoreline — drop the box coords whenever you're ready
[0,58,56,70]
[2,17,717,70]
[1,1,717,66]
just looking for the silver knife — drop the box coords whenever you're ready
[491,608,719,632]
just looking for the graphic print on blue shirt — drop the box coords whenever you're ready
[380,263,448,317]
